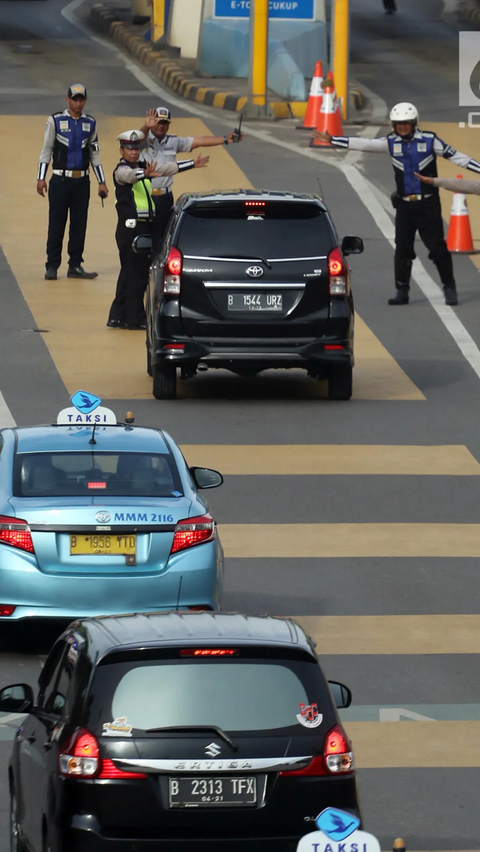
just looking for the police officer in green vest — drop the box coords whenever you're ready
[107,129,208,329]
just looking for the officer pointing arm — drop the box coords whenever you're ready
[312,102,480,307]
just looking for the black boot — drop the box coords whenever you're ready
[388,287,409,306]
[444,287,458,306]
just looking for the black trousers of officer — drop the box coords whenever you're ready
[151,191,174,255]
[108,220,152,328]
[46,175,90,269]
[394,194,455,291]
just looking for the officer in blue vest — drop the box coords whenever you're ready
[37,84,108,281]
[312,102,480,306]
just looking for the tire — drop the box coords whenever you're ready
[328,364,353,400]
[146,338,153,377]
[152,361,177,400]
[10,787,26,852]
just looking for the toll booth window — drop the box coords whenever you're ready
[13,452,183,498]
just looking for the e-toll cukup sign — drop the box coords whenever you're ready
[214,0,315,20]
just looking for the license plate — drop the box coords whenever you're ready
[169,776,257,808]
[70,534,136,556]
[227,293,283,311]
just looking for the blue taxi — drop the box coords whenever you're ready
[0,392,224,622]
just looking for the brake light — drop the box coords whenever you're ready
[180,648,238,656]
[0,605,16,617]
[280,724,354,777]
[171,514,215,554]
[163,247,182,294]
[0,516,34,554]
[328,247,348,296]
[245,201,266,207]
[164,343,185,350]
[324,345,345,350]
[59,729,146,779]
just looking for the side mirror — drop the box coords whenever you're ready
[189,467,224,489]
[328,680,352,709]
[132,234,153,254]
[0,683,34,714]
[341,236,364,256]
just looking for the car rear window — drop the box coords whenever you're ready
[176,202,335,259]
[87,649,332,735]
[13,452,183,498]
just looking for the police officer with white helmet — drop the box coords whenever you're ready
[107,129,208,330]
[313,102,480,306]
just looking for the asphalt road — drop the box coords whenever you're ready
[0,0,480,848]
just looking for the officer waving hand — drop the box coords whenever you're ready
[37,84,108,281]
[312,102,480,306]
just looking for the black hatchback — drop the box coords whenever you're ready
[3,612,360,852]
[143,190,363,400]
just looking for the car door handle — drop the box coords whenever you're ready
[43,742,53,751]
[27,735,36,744]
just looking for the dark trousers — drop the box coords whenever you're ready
[383,0,396,9]
[108,220,152,327]
[151,191,174,255]
[46,175,90,269]
[394,195,455,290]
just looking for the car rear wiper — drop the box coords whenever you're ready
[144,724,237,751]
[215,254,272,270]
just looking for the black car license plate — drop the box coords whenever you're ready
[227,293,283,311]
[169,776,257,808]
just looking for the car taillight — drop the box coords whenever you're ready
[171,514,216,554]
[163,247,182,295]
[0,516,34,554]
[280,724,354,777]
[0,605,16,617]
[59,729,145,779]
[328,247,348,296]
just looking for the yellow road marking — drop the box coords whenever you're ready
[294,615,480,654]
[181,444,478,474]
[345,721,480,768]
[220,523,480,558]
[1,116,422,400]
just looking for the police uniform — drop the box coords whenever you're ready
[37,84,106,278]
[142,108,195,253]
[329,129,480,301]
[107,130,195,330]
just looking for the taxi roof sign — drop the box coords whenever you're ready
[297,829,381,852]
[57,390,117,425]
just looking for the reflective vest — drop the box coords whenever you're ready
[113,160,155,221]
[52,112,96,172]
[387,131,438,198]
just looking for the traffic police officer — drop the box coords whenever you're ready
[107,130,209,330]
[140,107,246,252]
[313,102,480,306]
[37,84,108,280]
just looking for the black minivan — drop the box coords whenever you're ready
[4,612,360,852]
[143,190,363,400]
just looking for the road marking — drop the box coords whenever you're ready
[295,615,480,654]
[221,523,480,559]
[0,391,16,428]
[181,444,479,475]
[345,720,480,768]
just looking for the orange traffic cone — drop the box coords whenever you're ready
[446,175,478,253]
[310,81,343,146]
[301,61,324,130]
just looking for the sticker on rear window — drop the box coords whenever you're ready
[297,703,323,728]
[102,717,133,737]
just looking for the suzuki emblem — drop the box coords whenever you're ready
[246,265,264,278]
[204,742,221,757]
[95,511,111,523]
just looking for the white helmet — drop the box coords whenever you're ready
[390,102,419,127]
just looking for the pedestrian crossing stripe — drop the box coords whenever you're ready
[1,115,423,401]
[181,445,479,475]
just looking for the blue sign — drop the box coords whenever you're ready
[315,809,361,841]
[214,0,315,20]
[70,390,102,414]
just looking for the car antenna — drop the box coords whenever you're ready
[176,575,183,611]
[89,423,97,445]
[316,177,324,199]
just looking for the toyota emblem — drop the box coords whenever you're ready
[246,265,264,278]
[95,511,111,523]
